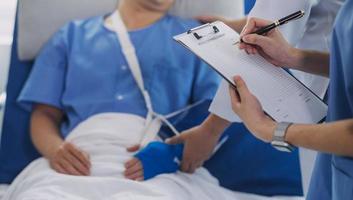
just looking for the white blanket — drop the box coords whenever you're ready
[0,185,8,200]
[2,113,303,200]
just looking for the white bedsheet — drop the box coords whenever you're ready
[0,185,9,200]
[1,113,304,200]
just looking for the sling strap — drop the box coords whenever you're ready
[111,11,188,147]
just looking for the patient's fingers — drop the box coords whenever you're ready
[66,143,91,169]
[124,160,143,177]
[59,158,81,176]
[125,158,139,168]
[52,162,65,174]
[63,152,90,176]
[126,170,144,181]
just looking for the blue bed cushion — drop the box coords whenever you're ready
[0,20,40,183]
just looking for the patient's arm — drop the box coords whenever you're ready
[124,142,183,181]
[31,104,91,176]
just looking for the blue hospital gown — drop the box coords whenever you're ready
[18,14,220,138]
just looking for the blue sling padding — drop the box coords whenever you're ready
[0,15,40,184]
[135,142,183,180]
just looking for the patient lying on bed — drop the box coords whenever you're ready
[2,0,229,199]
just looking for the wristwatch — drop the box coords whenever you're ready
[271,122,294,153]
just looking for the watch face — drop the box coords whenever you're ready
[271,141,293,153]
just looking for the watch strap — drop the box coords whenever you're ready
[273,122,293,142]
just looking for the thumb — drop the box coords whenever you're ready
[233,76,251,99]
[127,145,140,153]
[166,135,185,145]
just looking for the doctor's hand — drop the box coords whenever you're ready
[166,126,220,173]
[49,142,91,176]
[239,18,299,67]
[229,76,276,143]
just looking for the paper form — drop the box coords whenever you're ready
[174,21,327,123]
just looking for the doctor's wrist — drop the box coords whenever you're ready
[254,119,277,143]
[288,48,321,72]
[286,48,304,69]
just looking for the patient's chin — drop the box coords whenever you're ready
[64,113,147,177]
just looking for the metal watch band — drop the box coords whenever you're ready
[273,122,293,142]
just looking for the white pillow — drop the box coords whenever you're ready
[17,0,244,61]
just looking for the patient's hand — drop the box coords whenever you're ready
[124,142,183,181]
[124,157,144,181]
[49,142,91,176]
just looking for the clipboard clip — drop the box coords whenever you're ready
[187,23,220,40]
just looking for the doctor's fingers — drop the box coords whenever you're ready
[241,17,273,37]
[239,43,258,55]
[229,76,251,110]
[241,34,274,53]
[229,85,241,108]
[233,76,251,99]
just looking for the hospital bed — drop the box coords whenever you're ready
[0,0,304,199]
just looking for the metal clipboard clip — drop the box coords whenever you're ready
[187,23,220,40]
[187,23,225,45]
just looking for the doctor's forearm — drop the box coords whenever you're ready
[285,119,353,157]
[290,49,330,77]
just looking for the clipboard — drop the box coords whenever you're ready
[174,21,327,124]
